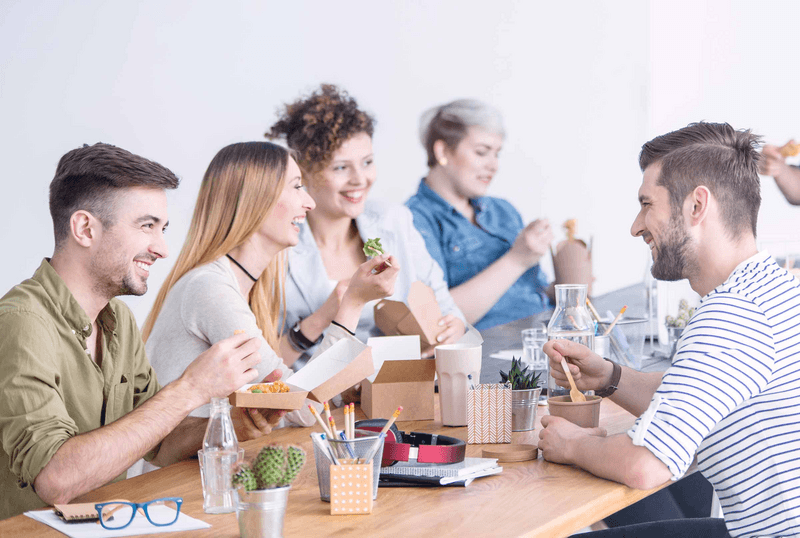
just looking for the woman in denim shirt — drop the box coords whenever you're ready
[266,85,466,364]
[406,100,554,330]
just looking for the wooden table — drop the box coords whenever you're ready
[0,398,668,538]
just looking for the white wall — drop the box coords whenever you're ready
[1,0,797,325]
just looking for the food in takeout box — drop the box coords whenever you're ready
[229,382,308,410]
[552,219,593,294]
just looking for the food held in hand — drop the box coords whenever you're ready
[780,140,800,158]
[363,237,385,258]
[249,381,290,394]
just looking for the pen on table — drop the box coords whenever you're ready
[603,305,627,336]
[309,404,333,437]
[361,406,403,464]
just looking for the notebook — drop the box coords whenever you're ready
[53,499,130,523]
[381,457,498,478]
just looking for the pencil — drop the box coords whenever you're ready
[603,305,628,336]
[343,404,351,440]
[349,403,356,439]
[308,404,332,437]
[323,400,332,425]
[360,406,403,464]
[585,298,603,322]
[378,406,403,438]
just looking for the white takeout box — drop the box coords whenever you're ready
[286,338,374,403]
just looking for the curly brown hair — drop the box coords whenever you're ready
[266,84,375,173]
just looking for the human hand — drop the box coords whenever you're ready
[421,315,466,358]
[342,254,400,307]
[231,369,287,440]
[508,219,553,269]
[179,333,261,407]
[761,143,792,178]
[318,280,350,322]
[538,415,607,464]
[544,339,612,392]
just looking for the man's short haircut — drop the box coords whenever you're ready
[639,122,762,238]
[49,143,180,247]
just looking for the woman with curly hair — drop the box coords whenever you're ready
[267,84,465,363]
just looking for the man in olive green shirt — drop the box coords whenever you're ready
[0,143,278,519]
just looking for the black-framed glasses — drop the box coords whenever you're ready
[94,497,183,529]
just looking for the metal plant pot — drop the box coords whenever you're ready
[511,387,542,431]
[236,485,290,538]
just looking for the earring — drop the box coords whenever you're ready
[438,158,448,166]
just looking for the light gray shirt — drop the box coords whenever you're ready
[284,199,465,355]
[146,257,350,420]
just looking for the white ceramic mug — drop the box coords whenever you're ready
[434,344,482,426]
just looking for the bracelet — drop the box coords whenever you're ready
[288,319,323,352]
[330,320,356,336]
[595,359,622,398]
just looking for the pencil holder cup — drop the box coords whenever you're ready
[330,461,373,515]
[313,429,384,502]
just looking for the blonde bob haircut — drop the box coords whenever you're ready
[142,141,293,351]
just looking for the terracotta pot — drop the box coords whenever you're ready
[547,395,602,428]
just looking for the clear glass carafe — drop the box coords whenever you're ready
[546,284,594,398]
[200,397,239,513]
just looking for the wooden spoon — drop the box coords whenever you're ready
[560,358,586,402]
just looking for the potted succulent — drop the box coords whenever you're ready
[500,357,542,432]
[232,445,305,538]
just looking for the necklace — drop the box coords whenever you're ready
[226,254,259,282]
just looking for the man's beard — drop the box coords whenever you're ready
[90,248,149,299]
[651,214,697,281]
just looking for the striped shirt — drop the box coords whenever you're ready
[628,252,800,538]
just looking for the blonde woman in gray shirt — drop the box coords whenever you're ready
[141,142,398,460]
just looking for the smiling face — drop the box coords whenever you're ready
[441,127,503,199]
[258,157,316,250]
[306,132,375,221]
[631,164,696,281]
[90,186,170,298]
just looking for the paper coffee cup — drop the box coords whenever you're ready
[434,344,482,426]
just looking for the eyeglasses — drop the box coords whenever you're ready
[94,497,183,530]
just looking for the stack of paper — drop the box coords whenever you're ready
[380,457,502,487]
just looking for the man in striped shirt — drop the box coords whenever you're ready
[540,122,800,538]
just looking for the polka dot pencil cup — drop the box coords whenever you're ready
[330,460,373,515]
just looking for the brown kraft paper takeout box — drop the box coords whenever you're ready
[361,358,436,421]
[230,339,374,408]
[373,281,443,349]
[361,335,435,421]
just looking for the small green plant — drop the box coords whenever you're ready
[499,357,541,390]
[232,444,306,491]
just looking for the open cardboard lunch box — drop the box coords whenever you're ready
[361,335,436,421]
[374,281,443,349]
[229,338,374,409]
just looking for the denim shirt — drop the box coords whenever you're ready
[283,199,465,355]
[406,179,551,330]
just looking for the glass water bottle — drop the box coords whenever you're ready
[200,397,240,514]
[547,284,594,399]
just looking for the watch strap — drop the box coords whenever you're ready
[288,319,323,351]
[595,359,621,398]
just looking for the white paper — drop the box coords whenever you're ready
[287,338,366,390]
[24,507,210,537]
[365,335,420,383]
[489,349,524,361]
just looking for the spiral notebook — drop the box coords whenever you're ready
[53,501,128,522]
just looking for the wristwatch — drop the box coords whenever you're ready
[594,359,621,398]
[288,319,323,352]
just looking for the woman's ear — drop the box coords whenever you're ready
[433,139,450,167]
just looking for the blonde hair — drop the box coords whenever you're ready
[142,142,291,351]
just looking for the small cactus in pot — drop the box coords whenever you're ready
[500,357,543,432]
[233,444,306,492]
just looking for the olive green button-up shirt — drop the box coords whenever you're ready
[0,259,161,519]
